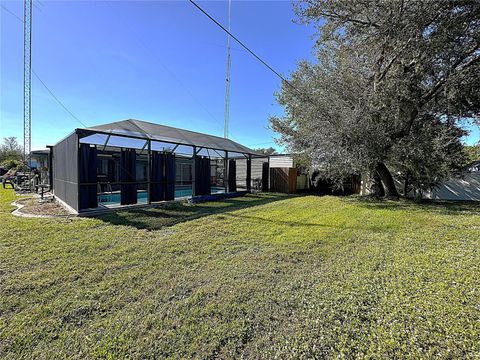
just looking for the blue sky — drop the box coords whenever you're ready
[1,0,317,151]
[1,1,478,151]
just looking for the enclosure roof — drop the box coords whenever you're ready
[83,119,262,155]
[31,149,50,155]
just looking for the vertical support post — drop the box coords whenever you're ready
[192,146,196,197]
[47,145,53,191]
[224,151,228,193]
[147,139,151,204]
[267,156,270,191]
[246,154,252,192]
[76,131,81,212]
[173,153,176,198]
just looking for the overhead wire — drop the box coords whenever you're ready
[2,1,216,187]
[188,0,330,145]
[105,1,224,134]
[1,3,85,127]
[32,71,89,128]
[0,4,23,22]
[188,0,311,104]
[4,1,278,146]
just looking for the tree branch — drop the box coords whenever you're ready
[314,10,380,28]
[421,47,480,106]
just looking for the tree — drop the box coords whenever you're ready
[0,159,22,170]
[271,0,480,197]
[253,147,278,156]
[389,117,468,195]
[464,144,480,163]
[0,137,22,163]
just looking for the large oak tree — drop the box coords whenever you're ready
[271,0,480,197]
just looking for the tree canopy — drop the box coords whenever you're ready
[253,147,278,156]
[271,0,480,197]
[0,137,22,163]
[465,144,480,164]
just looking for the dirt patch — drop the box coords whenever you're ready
[14,196,72,217]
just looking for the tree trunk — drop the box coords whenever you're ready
[371,171,385,197]
[375,162,399,198]
[403,171,410,197]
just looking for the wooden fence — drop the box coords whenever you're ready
[270,167,297,193]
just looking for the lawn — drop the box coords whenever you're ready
[0,187,479,359]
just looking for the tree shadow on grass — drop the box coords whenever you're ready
[222,212,396,233]
[98,193,293,231]
[344,196,480,216]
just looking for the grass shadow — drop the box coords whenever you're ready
[345,195,480,216]
[98,193,293,230]
[222,211,398,233]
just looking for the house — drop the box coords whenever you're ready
[30,149,51,186]
[424,161,480,201]
[359,161,480,201]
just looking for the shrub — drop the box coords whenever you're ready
[1,159,22,170]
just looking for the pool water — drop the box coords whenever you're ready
[98,191,148,206]
[98,186,225,206]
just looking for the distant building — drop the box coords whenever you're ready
[30,149,51,186]
[424,161,480,201]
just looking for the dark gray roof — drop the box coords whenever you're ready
[84,119,261,155]
[31,149,50,155]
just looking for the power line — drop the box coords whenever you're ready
[0,4,23,22]
[105,1,223,132]
[0,4,43,21]
[1,4,88,129]
[189,0,290,85]
[188,0,332,125]
[188,0,306,100]
[32,71,144,178]
[32,70,89,128]
[34,70,146,180]
[4,1,220,139]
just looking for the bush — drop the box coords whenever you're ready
[1,159,22,170]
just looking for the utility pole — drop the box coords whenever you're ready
[223,0,231,139]
[24,0,32,167]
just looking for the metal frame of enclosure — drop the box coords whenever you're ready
[51,119,268,213]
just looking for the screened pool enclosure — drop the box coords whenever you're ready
[51,119,268,213]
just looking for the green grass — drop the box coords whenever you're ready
[1,187,479,359]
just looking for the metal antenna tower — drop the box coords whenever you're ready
[223,0,231,139]
[24,0,32,166]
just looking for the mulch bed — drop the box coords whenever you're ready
[15,196,71,217]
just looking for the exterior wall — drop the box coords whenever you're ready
[296,174,308,190]
[235,158,248,190]
[360,171,406,196]
[30,151,50,186]
[269,155,311,192]
[235,157,268,190]
[269,155,294,168]
[251,158,266,183]
[361,176,372,196]
[361,166,480,201]
[425,168,480,201]
[52,132,79,212]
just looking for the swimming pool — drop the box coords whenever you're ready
[98,186,225,206]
